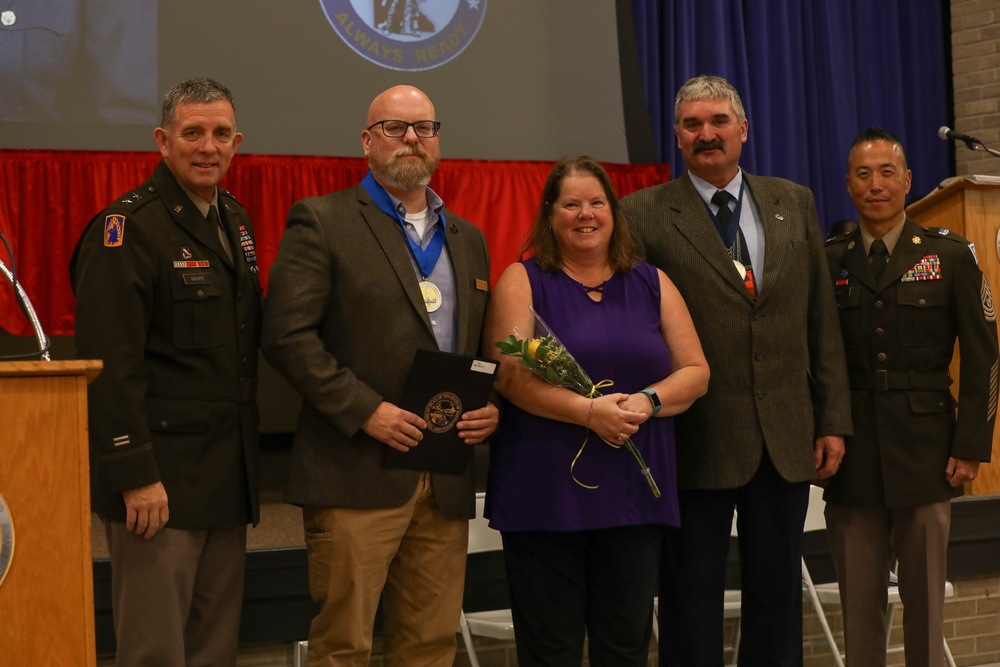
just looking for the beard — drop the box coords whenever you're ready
[368,141,441,192]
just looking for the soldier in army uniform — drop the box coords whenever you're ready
[70,78,261,666]
[824,126,999,667]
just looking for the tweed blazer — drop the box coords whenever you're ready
[621,171,852,489]
[261,182,492,519]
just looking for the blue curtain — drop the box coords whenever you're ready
[630,0,953,234]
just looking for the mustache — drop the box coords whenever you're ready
[693,139,726,154]
[394,146,428,159]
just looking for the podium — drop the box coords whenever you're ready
[0,360,102,666]
[907,176,1000,495]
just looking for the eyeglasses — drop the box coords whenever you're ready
[367,119,441,138]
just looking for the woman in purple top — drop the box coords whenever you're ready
[483,156,709,666]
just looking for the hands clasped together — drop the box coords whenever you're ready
[587,392,654,446]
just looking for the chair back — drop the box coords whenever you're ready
[803,484,827,533]
[468,492,503,555]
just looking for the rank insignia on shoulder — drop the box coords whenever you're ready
[969,242,979,265]
[982,275,996,323]
[938,228,950,236]
[103,214,125,247]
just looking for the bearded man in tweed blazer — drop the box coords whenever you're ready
[262,85,497,667]
[621,75,852,667]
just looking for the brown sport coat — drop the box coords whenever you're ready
[622,171,852,489]
[262,183,492,519]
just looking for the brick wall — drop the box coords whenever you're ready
[951,0,1000,176]
[800,575,1000,667]
[452,575,1000,667]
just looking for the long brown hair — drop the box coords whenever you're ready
[527,155,641,273]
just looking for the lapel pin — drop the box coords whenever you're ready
[173,205,183,213]
[450,224,459,234]
[912,236,922,245]
[775,214,784,221]
[848,241,856,250]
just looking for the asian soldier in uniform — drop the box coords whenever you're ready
[824,126,999,667]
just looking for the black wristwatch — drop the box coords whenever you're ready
[640,388,661,416]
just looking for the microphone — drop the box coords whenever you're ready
[938,126,982,145]
[0,232,50,361]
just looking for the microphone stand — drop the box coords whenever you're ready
[959,139,1000,159]
[0,258,50,361]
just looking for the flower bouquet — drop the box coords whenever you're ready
[494,307,661,498]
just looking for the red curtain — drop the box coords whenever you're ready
[0,149,668,336]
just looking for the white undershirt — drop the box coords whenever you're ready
[404,207,430,238]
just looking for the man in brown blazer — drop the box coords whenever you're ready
[824,127,998,667]
[261,85,498,666]
[621,75,852,666]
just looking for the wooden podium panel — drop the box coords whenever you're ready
[0,360,101,666]
[908,178,1000,495]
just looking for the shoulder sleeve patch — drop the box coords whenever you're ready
[103,214,126,247]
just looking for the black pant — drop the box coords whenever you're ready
[501,524,662,667]
[659,452,809,667]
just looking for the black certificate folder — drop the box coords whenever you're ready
[385,348,498,474]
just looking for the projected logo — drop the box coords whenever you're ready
[319,0,487,71]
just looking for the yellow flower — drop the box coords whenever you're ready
[526,338,542,359]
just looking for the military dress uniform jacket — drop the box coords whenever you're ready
[824,218,998,508]
[621,172,852,489]
[261,183,492,520]
[70,159,262,528]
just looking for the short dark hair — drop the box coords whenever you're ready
[528,155,641,273]
[849,126,907,168]
[160,79,236,129]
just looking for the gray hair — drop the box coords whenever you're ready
[160,79,236,129]
[674,75,746,126]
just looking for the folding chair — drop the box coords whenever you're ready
[801,484,846,667]
[803,484,957,667]
[458,492,514,667]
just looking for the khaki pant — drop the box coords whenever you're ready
[303,473,469,667]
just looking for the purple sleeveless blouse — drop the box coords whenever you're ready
[486,258,680,531]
